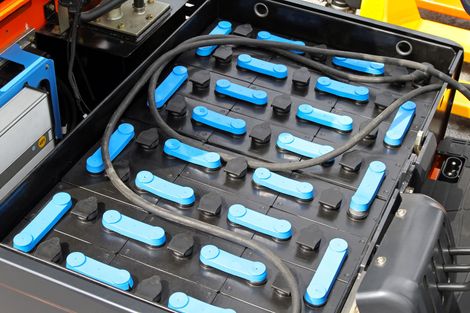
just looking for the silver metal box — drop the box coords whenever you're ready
[0,87,55,200]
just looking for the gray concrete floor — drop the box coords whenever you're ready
[445,54,470,141]
[420,9,470,30]
[424,10,470,141]
[446,115,470,141]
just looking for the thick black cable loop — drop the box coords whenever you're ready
[102,34,469,313]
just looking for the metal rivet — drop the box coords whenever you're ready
[404,187,414,194]
[396,208,407,218]
[148,0,154,3]
[146,14,154,20]
[117,23,125,29]
[376,256,387,267]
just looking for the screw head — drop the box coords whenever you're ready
[396,208,407,218]
[317,76,331,86]
[253,90,267,100]
[103,210,122,224]
[376,256,387,266]
[298,104,313,114]
[229,204,247,218]
[193,106,208,116]
[238,54,252,63]
[278,132,295,144]
[254,168,271,180]
[355,87,369,96]
[217,79,231,89]
[258,31,271,40]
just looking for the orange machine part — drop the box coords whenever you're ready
[428,154,445,181]
[0,0,56,51]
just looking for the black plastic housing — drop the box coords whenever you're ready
[356,194,457,313]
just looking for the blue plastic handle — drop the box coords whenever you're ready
[66,252,133,291]
[215,79,268,106]
[192,106,247,135]
[332,57,385,75]
[102,210,166,247]
[196,21,232,56]
[13,192,72,252]
[257,31,305,55]
[305,238,348,307]
[86,123,135,174]
[163,138,221,169]
[384,101,416,147]
[315,77,369,102]
[349,161,386,218]
[168,292,236,313]
[152,66,188,109]
[237,54,288,79]
[253,168,314,200]
[135,171,195,206]
[277,132,334,159]
[227,204,292,240]
[200,245,267,284]
[296,104,353,132]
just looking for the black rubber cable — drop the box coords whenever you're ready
[102,115,303,312]
[249,84,441,170]
[269,47,422,83]
[80,0,127,23]
[144,35,425,165]
[101,35,304,313]
[160,35,470,100]
[102,35,469,313]
[68,11,92,114]
[67,10,85,116]
[57,78,78,131]
[146,36,464,170]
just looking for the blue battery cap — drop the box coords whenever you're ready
[66,252,133,291]
[215,79,268,106]
[277,132,334,159]
[192,106,247,135]
[237,54,288,79]
[228,204,292,240]
[315,77,369,102]
[196,21,232,56]
[135,171,195,205]
[332,57,385,75]
[253,168,314,200]
[200,245,267,284]
[86,123,135,174]
[257,31,305,55]
[297,104,353,132]
[168,292,236,313]
[152,66,188,109]
[384,101,416,147]
[349,161,386,219]
[305,238,348,307]
[102,210,166,247]
[13,192,72,252]
[163,138,221,169]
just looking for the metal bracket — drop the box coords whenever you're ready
[89,0,171,38]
